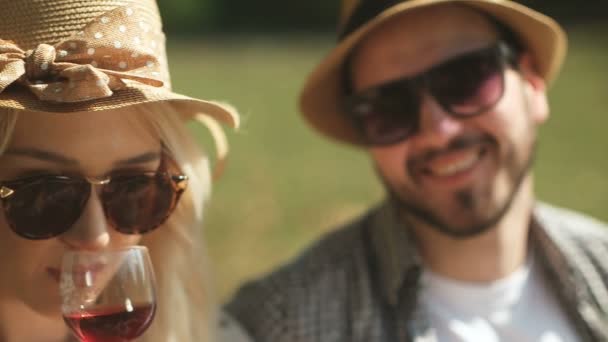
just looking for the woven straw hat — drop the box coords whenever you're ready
[0,0,239,169]
[299,0,567,146]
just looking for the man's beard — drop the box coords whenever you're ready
[383,136,536,239]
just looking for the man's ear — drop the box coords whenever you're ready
[518,53,549,124]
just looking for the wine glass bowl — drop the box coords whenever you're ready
[60,246,156,342]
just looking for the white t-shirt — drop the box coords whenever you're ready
[419,254,580,342]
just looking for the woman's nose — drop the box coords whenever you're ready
[59,187,111,250]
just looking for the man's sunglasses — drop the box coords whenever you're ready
[344,42,517,146]
[0,154,188,240]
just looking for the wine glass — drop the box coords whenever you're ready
[60,246,156,342]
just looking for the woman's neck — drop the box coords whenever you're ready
[0,297,71,342]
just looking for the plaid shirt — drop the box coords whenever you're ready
[225,201,608,341]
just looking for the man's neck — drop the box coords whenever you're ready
[409,175,535,283]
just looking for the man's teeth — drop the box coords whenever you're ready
[430,152,480,176]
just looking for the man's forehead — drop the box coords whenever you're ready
[354,4,499,65]
[348,4,501,90]
[366,5,496,45]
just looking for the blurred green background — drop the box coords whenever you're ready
[159,0,608,300]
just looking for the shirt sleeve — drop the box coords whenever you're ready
[224,277,290,342]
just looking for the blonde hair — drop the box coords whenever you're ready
[0,110,18,152]
[0,104,218,342]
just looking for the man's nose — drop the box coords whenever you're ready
[413,93,465,148]
[59,187,111,250]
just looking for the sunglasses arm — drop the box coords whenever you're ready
[172,175,188,191]
[0,186,15,199]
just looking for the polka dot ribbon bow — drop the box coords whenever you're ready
[0,6,166,103]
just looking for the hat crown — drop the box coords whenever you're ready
[0,0,172,99]
[339,0,407,39]
[0,0,162,50]
[340,0,361,29]
[0,0,239,139]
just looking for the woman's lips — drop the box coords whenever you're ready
[46,263,106,284]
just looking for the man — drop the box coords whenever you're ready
[226,0,608,341]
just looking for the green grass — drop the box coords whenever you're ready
[166,29,608,300]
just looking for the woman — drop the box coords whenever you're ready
[0,0,239,341]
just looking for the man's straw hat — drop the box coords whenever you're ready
[299,0,567,146]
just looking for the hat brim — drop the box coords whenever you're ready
[299,0,567,146]
[0,84,239,129]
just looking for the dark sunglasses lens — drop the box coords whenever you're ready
[431,49,504,115]
[103,174,178,234]
[2,178,89,239]
[350,82,419,145]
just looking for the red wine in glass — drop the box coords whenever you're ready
[60,246,156,342]
[63,303,156,342]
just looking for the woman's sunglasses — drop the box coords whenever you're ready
[344,42,517,146]
[0,154,188,240]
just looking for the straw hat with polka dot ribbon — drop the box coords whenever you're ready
[0,0,239,175]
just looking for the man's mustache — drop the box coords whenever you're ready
[407,134,496,168]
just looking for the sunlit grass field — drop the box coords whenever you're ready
[167,27,608,300]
